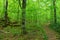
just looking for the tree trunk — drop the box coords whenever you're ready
[4,0,8,27]
[17,0,21,22]
[22,0,27,34]
[53,0,57,24]
[18,0,21,8]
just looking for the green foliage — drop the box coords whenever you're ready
[0,0,60,40]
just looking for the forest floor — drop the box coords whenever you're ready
[0,23,60,40]
[43,23,59,40]
[0,27,44,40]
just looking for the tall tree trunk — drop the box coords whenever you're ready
[22,0,27,34]
[17,0,21,22]
[4,0,8,27]
[18,0,21,8]
[53,0,57,24]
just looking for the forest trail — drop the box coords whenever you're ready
[43,23,58,40]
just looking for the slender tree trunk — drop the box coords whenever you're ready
[22,0,27,34]
[18,0,21,8]
[17,0,21,22]
[4,0,8,27]
[53,0,57,24]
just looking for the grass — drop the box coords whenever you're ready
[0,24,48,40]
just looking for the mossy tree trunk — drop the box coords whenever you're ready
[53,0,57,24]
[22,0,27,34]
[4,0,8,27]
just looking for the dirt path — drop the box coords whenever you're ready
[43,23,58,40]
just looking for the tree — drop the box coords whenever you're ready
[53,0,57,24]
[17,0,21,22]
[22,0,27,34]
[4,0,8,27]
[18,0,21,8]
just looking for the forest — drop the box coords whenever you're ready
[0,0,60,40]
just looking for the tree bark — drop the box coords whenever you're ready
[53,0,57,24]
[22,0,27,34]
[4,0,8,27]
